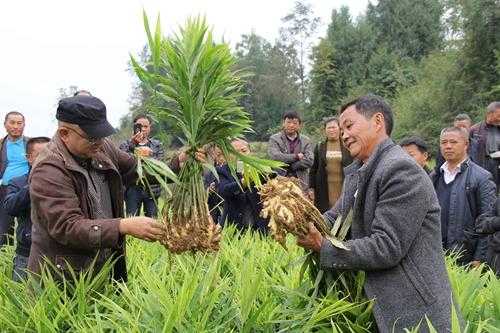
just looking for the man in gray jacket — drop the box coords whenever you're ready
[267,110,313,190]
[297,95,456,332]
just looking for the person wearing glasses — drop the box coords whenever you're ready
[28,95,164,283]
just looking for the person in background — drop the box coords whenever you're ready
[431,127,496,266]
[217,139,268,233]
[435,113,475,172]
[28,95,164,283]
[399,136,432,174]
[204,143,226,224]
[0,111,29,247]
[475,198,500,276]
[470,102,500,190]
[119,115,165,218]
[454,113,473,131]
[308,116,352,213]
[4,136,50,281]
[268,110,313,190]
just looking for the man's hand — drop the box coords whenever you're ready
[296,153,304,160]
[470,260,481,269]
[297,222,323,253]
[307,189,315,202]
[178,148,208,165]
[475,215,500,234]
[119,217,165,242]
[132,131,144,145]
[135,146,153,157]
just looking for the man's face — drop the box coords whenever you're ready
[283,118,301,136]
[440,131,468,164]
[135,118,151,138]
[402,144,428,168]
[59,125,104,159]
[339,106,382,162]
[486,108,500,126]
[27,142,48,165]
[325,121,340,140]
[4,114,25,139]
[453,120,472,131]
[231,140,250,155]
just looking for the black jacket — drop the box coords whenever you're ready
[430,159,496,263]
[308,140,352,213]
[119,138,165,197]
[216,164,268,233]
[4,174,31,257]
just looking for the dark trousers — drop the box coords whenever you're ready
[0,186,15,247]
[125,185,158,218]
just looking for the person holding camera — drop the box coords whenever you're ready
[119,114,165,217]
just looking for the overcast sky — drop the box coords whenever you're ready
[0,0,369,137]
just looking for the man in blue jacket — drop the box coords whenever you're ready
[217,139,268,233]
[4,136,50,281]
[0,111,29,247]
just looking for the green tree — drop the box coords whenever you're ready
[235,33,301,140]
[279,0,320,105]
[366,0,444,60]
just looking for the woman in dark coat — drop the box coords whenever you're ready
[308,117,352,213]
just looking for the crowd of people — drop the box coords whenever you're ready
[1,91,500,331]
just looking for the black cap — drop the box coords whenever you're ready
[56,95,116,138]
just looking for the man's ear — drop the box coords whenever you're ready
[374,113,385,131]
[58,128,69,142]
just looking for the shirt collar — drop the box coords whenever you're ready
[440,157,468,174]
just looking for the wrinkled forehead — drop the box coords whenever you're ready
[5,114,24,123]
[339,105,359,126]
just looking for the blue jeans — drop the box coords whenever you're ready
[12,254,29,282]
[125,185,158,217]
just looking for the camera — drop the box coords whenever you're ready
[133,123,142,135]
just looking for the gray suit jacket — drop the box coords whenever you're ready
[322,138,455,332]
[267,131,313,189]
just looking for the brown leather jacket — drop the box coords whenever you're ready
[28,134,137,282]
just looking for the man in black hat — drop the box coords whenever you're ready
[28,95,164,282]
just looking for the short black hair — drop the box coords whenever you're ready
[26,136,50,155]
[340,94,394,136]
[133,114,152,124]
[399,136,429,154]
[282,110,301,123]
[4,111,25,123]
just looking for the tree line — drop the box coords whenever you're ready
[120,0,500,149]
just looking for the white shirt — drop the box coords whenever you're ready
[440,158,467,184]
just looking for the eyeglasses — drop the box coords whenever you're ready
[63,127,101,144]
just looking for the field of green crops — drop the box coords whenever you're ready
[0,227,499,332]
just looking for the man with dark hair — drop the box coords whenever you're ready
[119,114,164,217]
[267,110,313,190]
[399,136,431,174]
[435,113,476,172]
[470,102,500,189]
[0,111,29,247]
[432,127,496,266]
[297,94,456,331]
[4,136,50,281]
[28,95,164,283]
[217,139,268,233]
[454,113,473,131]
